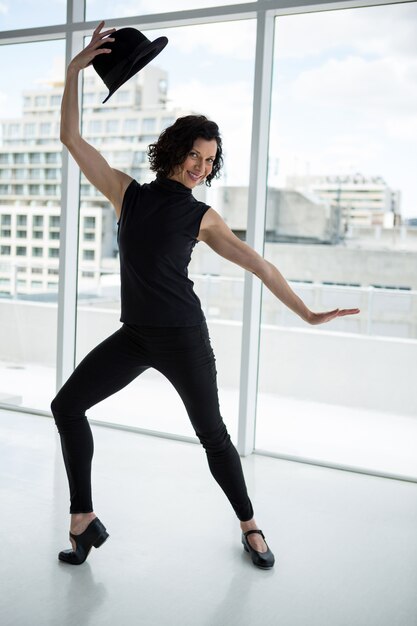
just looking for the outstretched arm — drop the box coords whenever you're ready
[60,21,132,218]
[198,208,360,325]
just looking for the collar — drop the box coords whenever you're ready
[153,172,192,196]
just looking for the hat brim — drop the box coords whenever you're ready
[102,36,168,104]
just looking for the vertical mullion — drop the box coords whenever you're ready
[55,0,85,391]
[237,9,274,456]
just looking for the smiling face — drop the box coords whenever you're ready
[168,137,218,189]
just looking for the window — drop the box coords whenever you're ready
[29,153,41,164]
[49,231,60,240]
[1,229,11,237]
[9,124,20,137]
[48,268,59,275]
[105,120,119,133]
[32,247,43,257]
[83,93,95,105]
[115,90,129,103]
[49,216,60,228]
[17,215,27,226]
[33,215,44,227]
[48,248,59,258]
[35,95,47,107]
[32,267,43,274]
[17,230,27,238]
[142,118,156,133]
[83,249,95,261]
[1,245,11,255]
[1,214,11,225]
[88,120,102,133]
[83,232,95,241]
[16,246,27,256]
[0,154,9,164]
[84,216,96,229]
[124,119,138,133]
[13,153,25,164]
[24,124,36,138]
[31,281,42,288]
[40,123,51,135]
[46,153,59,164]
[32,231,43,239]
[50,95,62,107]
[29,185,40,195]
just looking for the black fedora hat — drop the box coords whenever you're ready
[92,27,168,104]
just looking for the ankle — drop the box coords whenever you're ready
[240,518,258,532]
[70,512,96,531]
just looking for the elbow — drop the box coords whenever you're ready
[249,257,270,281]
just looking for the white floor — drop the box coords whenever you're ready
[1,408,417,626]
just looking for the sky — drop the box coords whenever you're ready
[0,1,416,217]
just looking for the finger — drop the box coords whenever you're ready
[89,36,115,51]
[93,20,105,35]
[338,308,360,316]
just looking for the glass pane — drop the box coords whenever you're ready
[87,0,252,21]
[0,39,64,411]
[75,20,256,438]
[0,0,64,31]
[256,3,417,478]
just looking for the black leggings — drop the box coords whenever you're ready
[51,319,254,522]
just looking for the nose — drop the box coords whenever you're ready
[194,157,204,173]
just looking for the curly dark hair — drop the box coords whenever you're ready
[147,115,223,186]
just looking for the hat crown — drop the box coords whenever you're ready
[93,28,151,79]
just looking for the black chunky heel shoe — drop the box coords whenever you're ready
[242,529,275,569]
[58,517,109,565]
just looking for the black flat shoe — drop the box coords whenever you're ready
[58,517,109,565]
[242,529,275,569]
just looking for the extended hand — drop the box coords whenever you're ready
[307,307,360,325]
[69,21,115,72]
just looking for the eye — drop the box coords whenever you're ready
[189,151,197,157]
[207,158,214,164]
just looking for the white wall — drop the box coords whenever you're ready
[1,300,415,417]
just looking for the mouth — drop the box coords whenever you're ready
[187,171,202,183]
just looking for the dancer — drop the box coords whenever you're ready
[51,22,360,569]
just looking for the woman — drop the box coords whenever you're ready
[51,22,359,570]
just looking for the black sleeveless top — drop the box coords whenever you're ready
[117,174,211,326]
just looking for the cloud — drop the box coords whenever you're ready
[287,55,417,141]
[275,3,417,60]
[160,19,255,61]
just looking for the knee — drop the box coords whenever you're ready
[50,394,64,429]
[197,421,232,455]
[50,390,80,431]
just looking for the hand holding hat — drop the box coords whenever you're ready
[68,21,116,74]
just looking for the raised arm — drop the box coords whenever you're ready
[60,21,133,219]
[198,208,360,325]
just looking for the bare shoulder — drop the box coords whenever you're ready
[196,207,225,242]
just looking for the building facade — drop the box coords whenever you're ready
[0,66,190,296]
